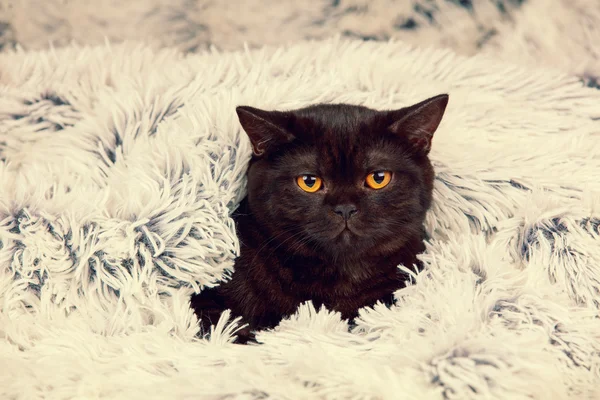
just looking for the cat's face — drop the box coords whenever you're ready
[237,95,448,261]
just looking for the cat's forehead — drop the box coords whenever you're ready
[280,104,412,174]
[317,136,403,171]
[295,104,379,132]
[284,134,406,176]
[295,105,380,150]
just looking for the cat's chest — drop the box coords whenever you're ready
[230,239,410,326]
[269,256,401,303]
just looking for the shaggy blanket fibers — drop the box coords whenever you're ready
[1,37,600,398]
[1,0,599,84]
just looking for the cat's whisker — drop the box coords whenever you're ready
[249,226,306,267]
[265,229,310,258]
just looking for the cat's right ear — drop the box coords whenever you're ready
[387,94,449,155]
[236,106,295,156]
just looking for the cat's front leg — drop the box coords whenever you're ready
[190,285,261,344]
[190,286,229,337]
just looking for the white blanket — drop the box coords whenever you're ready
[3,0,599,82]
[1,38,599,399]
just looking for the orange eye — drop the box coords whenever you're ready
[365,171,392,189]
[297,175,323,193]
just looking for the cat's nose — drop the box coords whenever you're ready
[333,204,358,221]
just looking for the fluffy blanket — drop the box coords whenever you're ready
[1,37,600,399]
[1,0,599,84]
[2,33,600,400]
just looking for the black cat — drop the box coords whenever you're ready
[191,94,449,343]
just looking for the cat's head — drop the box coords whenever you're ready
[236,95,448,261]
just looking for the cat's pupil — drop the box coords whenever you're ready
[303,176,317,187]
[373,172,385,184]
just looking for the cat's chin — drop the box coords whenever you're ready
[339,229,354,241]
[330,227,361,250]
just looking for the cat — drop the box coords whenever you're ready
[190,94,449,343]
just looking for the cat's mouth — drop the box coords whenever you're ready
[335,225,358,241]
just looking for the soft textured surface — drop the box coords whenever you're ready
[1,0,600,84]
[1,37,600,398]
[2,0,600,398]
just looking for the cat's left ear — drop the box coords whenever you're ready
[236,106,295,156]
[387,94,449,155]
